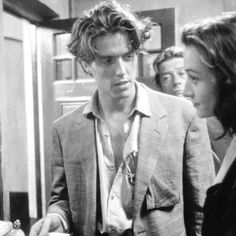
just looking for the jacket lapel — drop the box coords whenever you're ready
[75,112,97,165]
[134,95,168,217]
[74,112,98,232]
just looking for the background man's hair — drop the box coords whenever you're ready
[153,46,183,85]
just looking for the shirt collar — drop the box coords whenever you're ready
[83,82,151,118]
[133,82,151,117]
[83,90,100,118]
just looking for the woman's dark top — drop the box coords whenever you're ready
[202,158,236,236]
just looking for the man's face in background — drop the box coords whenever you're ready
[158,57,187,97]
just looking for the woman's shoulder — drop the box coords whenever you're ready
[203,175,236,236]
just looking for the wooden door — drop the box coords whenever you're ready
[137,8,175,90]
[52,31,96,117]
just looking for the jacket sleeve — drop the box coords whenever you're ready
[183,114,215,236]
[47,125,72,231]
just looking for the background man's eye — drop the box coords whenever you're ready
[162,75,171,81]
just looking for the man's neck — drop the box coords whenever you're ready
[98,94,136,122]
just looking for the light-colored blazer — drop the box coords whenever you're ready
[48,83,215,236]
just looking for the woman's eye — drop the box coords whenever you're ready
[189,75,199,84]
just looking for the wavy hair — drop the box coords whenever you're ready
[153,46,184,85]
[68,0,152,66]
[181,14,236,136]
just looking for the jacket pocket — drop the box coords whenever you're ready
[146,178,180,210]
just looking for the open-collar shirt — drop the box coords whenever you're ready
[83,82,151,235]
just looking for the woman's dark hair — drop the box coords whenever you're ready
[68,0,152,65]
[182,14,236,136]
[153,46,184,85]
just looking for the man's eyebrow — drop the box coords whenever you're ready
[97,56,112,61]
[95,54,112,59]
[160,72,172,75]
[125,49,135,54]
[160,67,185,74]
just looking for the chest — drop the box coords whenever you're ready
[107,120,127,168]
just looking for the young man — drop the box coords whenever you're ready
[30,1,214,236]
[153,46,187,97]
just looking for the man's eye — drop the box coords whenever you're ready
[162,75,171,81]
[123,53,134,61]
[102,58,113,64]
[178,71,186,76]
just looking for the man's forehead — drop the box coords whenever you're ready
[160,58,185,74]
[93,32,132,52]
[160,57,184,68]
[95,49,135,59]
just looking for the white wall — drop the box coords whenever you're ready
[2,12,27,218]
[0,0,5,218]
[71,0,236,45]
[1,12,38,221]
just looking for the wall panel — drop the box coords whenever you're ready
[71,0,236,45]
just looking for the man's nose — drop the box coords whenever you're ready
[173,73,182,85]
[183,79,193,98]
[115,58,126,75]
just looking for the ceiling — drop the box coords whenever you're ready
[3,0,58,23]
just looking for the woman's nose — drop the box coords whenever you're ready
[183,79,194,98]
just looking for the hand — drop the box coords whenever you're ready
[29,214,64,236]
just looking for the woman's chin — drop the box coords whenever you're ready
[196,109,214,119]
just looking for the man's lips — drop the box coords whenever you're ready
[174,90,183,96]
[115,81,129,86]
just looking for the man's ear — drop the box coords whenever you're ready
[80,61,93,77]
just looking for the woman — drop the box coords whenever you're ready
[182,14,236,236]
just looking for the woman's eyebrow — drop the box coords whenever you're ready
[185,68,200,75]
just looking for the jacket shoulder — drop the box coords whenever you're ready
[143,84,196,118]
[52,103,87,130]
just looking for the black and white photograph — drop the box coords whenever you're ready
[0,0,236,235]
